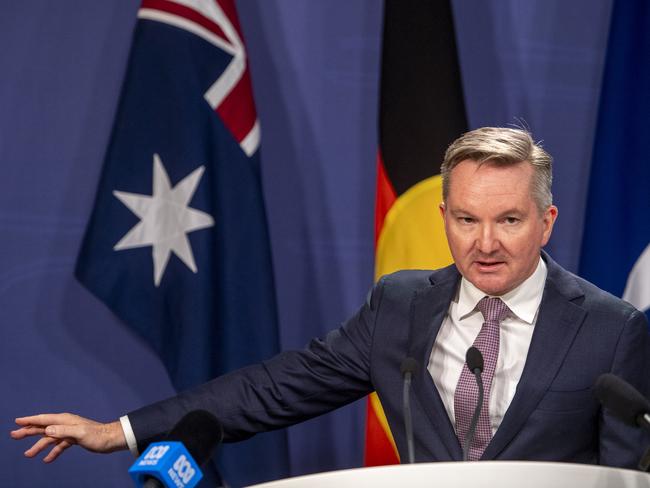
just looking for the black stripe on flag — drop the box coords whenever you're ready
[379,0,468,196]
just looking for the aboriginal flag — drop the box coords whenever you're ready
[365,0,468,465]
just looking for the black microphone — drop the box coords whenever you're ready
[135,410,224,488]
[463,346,484,462]
[166,410,224,466]
[401,357,419,464]
[466,346,484,374]
[594,373,650,431]
[142,476,164,488]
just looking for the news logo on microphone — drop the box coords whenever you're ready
[129,441,202,488]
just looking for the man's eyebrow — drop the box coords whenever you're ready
[495,209,525,218]
[448,208,525,218]
[448,207,475,216]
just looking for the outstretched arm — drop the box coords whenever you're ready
[12,279,390,462]
[11,413,127,462]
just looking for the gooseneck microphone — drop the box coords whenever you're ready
[594,373,650,472]
[130,410,223,488]
[463,346,485,462]
[401,357,419,464]
[594,373,650,431]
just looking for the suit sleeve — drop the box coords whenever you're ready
[127,278,388,451]
[599,308,650,467]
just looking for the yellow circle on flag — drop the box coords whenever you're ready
[375,174,453,282]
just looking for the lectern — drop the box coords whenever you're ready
[247,461,650,488]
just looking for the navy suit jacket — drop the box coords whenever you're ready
[129,252,650,468]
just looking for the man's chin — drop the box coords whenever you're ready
[467,274,509,296]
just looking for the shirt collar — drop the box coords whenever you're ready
[456,257,547,324]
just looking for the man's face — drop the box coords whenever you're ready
[440,159,558,296]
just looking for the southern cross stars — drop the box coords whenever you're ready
[113,154,215,286]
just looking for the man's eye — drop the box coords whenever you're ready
[459,217,474,224]
[504,217,520,224]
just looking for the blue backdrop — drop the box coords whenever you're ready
[2,0,614,485]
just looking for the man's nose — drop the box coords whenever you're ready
[476,224,500,254]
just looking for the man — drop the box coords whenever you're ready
[12,127,650,467]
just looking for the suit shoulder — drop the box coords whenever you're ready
[567,271,642,321]
[380,269,432,287]
[379,265,457,290]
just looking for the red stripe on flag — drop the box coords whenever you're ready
[141,0,229,43]
[215,67,257,143]
[217,0,244,38]
[364,397,400,466]
[374,150,397,247]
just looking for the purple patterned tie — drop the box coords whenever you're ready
[454,296,509,461]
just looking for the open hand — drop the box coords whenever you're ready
[11,413,127,462]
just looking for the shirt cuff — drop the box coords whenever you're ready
[119,415,139,457]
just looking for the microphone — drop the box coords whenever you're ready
[401,357,419,464]
[594,373,650,431]
[463,346,484,462]
[466,346,484,374]
[129,410,223,488]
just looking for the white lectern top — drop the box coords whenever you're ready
[247,461,650,488]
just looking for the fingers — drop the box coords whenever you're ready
[23,435,73,463]
[23,435,57,458]
[12,414,86,463]
[12,413,127,459]
[11,417,87,442]
[43,439,72,463]
[13,413,92,443]
[43,423,86,441]
[15,413,79,427]
[10,425,47,439]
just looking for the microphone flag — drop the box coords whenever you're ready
[74,0,289,485]
[579,0,650,318]
[129,442,203,488]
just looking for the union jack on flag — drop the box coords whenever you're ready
[139,0,259,155]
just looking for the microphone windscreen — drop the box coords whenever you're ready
[400,357,419,375]
[594,373,650,426]
[166,410,223,466]
[466,346,484,373]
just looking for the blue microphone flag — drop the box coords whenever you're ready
[130,442,202,488]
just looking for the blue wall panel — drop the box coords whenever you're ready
[1,1,612,485]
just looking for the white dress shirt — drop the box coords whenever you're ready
[428,257,547,435]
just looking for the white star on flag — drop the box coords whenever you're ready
[113,153,215,286]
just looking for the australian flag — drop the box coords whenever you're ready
[75,0,289,485]
[579,0,650,317]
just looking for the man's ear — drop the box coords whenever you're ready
[541,205,558,246]
[439,202,446,222]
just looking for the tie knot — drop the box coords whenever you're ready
[477,296,509,323]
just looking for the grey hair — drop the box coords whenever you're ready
[441,127,553,212]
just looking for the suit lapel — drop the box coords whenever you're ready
[482,254,586,459]
[408,266,464,460]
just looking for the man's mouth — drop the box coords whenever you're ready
[474,260,505,272]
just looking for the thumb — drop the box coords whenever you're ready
[45,424,83,440]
